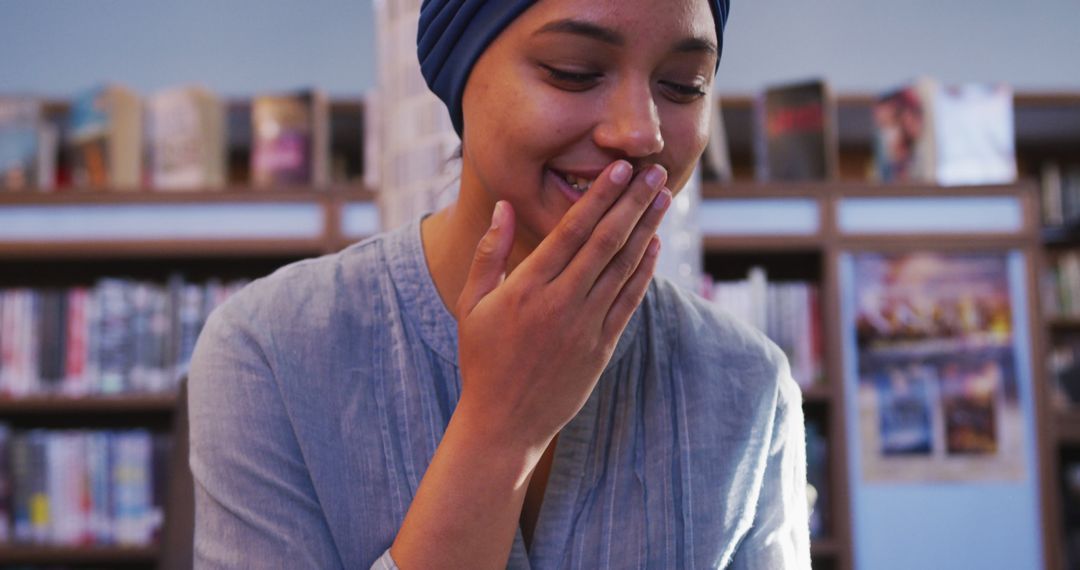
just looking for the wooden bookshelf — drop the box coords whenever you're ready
[1055,411,1080,446]
[0,185,377,260]
[1033,100,1080,570]
[0,544,159,564]
[3,91,1078,570]
[0,394,177,414]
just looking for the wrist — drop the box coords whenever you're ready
[448,398,553,478]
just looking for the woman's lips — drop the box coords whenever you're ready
[548,168,586,204]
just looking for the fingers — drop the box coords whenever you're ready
[456,201,515,318]
[525,160,634,283]
[558,164,668,296]
[586,185,671,304]
[602,235,660,339]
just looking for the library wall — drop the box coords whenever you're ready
[2,0,1080,97]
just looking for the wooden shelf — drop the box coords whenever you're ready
[0,393,177,415]
[811,537,843,558]
[0,185,372,205]
[0,544,159,563]
[1057,411,1080,445]
[1047,317,1080,332]
[0,185,378,260]
[802,383,832,404]
[702,179,1033,197]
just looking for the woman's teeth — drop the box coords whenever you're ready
[559,171,594,192]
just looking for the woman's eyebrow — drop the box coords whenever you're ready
[533,18,717,56]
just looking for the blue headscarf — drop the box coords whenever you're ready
[418,0,731,137]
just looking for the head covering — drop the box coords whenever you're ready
[418,0,731,137]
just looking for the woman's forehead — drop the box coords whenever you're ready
[516,0,717,44]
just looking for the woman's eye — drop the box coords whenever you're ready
[661,81,707,101]
[540,64,706,102]
[541,65,602,89]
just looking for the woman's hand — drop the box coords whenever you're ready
[455,160,673,452]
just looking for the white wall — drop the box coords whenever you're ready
[1,0,1078,98]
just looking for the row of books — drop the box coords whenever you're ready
[1,75,1021,195]
[750,77,1017,186]
[1043,252,1080,319]
[0,427,169,547]
[0,85,336,193]
[1040,161,1080,228]
[700,269,823,389]
[0,277,246,398]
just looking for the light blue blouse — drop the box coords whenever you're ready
[188,214,811,569]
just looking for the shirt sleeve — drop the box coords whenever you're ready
[371,548,400,569]
[189,303,389,569]
[728,366,813,570]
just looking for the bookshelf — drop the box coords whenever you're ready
[1,92,1078,569]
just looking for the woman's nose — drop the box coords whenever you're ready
[593,80,665,158]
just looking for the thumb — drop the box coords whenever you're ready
[457,200,515,317]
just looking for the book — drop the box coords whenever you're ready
[701,96,733,183]
[755,79,837,181]
[875,366,934,456]
[67,85,142,190]
[874,77,1016,186]
[940,361,1000,455]
[805,420,829,539]
[146,86,226,191]
[0,97,57,191]
[250,89,329,188]
[0,423,10,542]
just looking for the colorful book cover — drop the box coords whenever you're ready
[68,87,111,188]
[756,79,837,181]
[873,79,936,183]
[933,82,1016,186]
[940,360,1001,455]
[147,86,225,190]
[874,78,1016,185]
[251,90,328,188]
[0,98,44,191]
[67,85,141,190]
[875,366,934,455]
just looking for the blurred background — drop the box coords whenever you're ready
[2,0,1079,96]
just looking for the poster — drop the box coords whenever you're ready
[852,251,1026,482]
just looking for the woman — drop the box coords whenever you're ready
[188,0,811,568]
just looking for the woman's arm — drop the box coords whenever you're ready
[188,305,347,569]
[390,161,671,569]
[729,365,813,570]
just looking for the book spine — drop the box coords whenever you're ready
[0,423,10,542]
[11,432,31,542]
[64,287,89,396]
[28,430,49,544]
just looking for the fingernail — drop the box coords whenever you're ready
[647,236,661,256]
[652,188,672,211]
[491,201,503,230]
[645,165,667,189]
[611,161,632,185]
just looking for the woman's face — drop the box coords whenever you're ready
[459,0,718,250]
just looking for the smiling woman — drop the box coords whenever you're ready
[187,1,811,569]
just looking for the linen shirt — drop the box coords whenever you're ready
[188,214,811,569]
